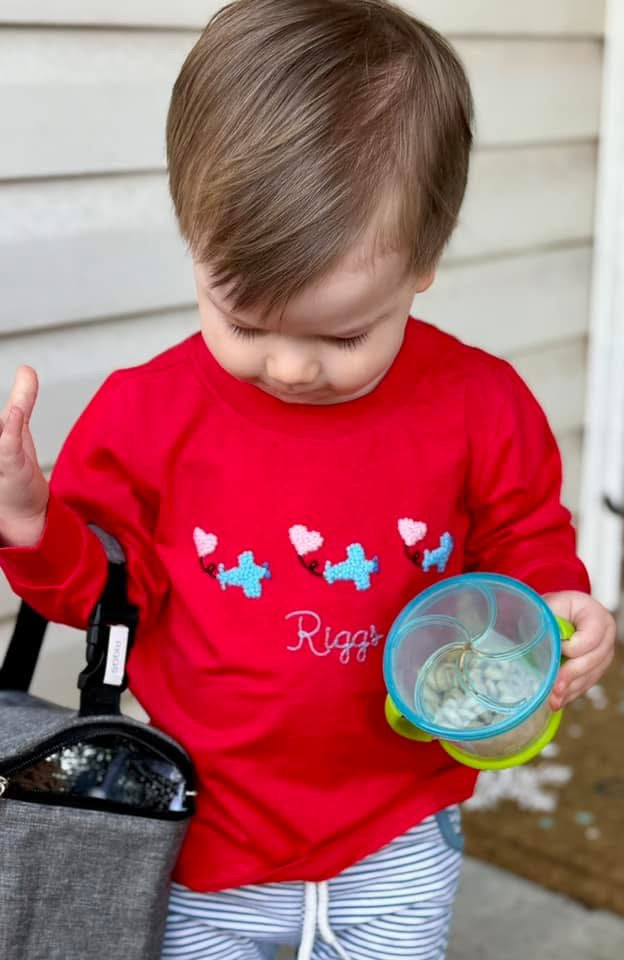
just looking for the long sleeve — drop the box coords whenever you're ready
[0,372,169,630]
[463,354,590,596]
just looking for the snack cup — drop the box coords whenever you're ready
[383,573,574,770]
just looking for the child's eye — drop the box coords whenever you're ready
[229,324,262,340]
[332,332,370,350]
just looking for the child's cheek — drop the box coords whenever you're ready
[219,339,262,380]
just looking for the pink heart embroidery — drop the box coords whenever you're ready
[289,524,324,556]
[193,527,218,558]
[398,518,427,547]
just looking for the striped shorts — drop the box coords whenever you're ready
[162,805,464,960]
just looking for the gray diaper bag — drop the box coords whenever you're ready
[0,531,196,960]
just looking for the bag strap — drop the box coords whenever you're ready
[0,525,139,717]
[0,601,48,694]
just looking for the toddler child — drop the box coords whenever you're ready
[0,1,615,958]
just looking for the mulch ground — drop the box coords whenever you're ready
[462,642,624,914]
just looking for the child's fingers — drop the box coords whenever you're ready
[545,591,612,639]
[551,641,615,708]
[555,642,611,690]
[0,405,24,442]
[18,412,41,466]
[561,629,602,660]
[559,607,615,665]
[12,366,39,417]
[0,366,39,426]
[557,649,612,694]
[0,406,26,472]
[545,592,616,711]
[562,666,610,706]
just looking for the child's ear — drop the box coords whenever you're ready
[413,270,436,294]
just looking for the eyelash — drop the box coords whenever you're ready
[228,325,370,350]
[228,324,260,341]
[334,332,370,351]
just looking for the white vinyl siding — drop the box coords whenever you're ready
[0,2,604,709]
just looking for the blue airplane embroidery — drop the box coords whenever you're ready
[422,533,454,573]
[323,543,379,592]
[217,551,272,599]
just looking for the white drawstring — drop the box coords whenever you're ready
[296,881,353,960]
[317,881,353,960]
[298,883,318,960]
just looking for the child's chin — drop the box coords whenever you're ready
[253,377,382,406]
[274,387,375,406]
[260,385,335,405]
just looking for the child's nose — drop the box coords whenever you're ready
[265,349,319,387]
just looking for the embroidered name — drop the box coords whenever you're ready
[285,610,384,664]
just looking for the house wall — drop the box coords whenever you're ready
[0,1,605,707]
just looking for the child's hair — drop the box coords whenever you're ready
[167,0,473,311]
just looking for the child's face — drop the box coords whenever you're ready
[194,240,433,406]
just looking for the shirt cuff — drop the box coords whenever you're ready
[0,493,108,624]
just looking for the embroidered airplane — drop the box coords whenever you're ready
[323,543,380,592]
[217,551,272,599]
[422,533,454,573]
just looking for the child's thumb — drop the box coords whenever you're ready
[9,366,39,423]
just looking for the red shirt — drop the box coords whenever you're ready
[0,319,589,891]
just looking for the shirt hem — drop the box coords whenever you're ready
[172,767,477,892]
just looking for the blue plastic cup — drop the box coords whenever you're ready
[383,573,573,769]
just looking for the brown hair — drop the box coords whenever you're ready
[167,0,473,311]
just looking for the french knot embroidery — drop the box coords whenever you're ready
[397,518,454,573]
[193,527,271,599]
[289,524,379,592]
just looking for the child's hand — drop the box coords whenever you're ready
[543,591,617,710]
[0,366,49,547]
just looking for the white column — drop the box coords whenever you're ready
[579,0,624,610]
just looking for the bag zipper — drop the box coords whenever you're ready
[0,782,193,821]
[0,721,195,783]
[0,722,197,813]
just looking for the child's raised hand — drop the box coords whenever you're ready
[0,366,49,547]
[544,591,617,710]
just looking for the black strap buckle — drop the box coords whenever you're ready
[1,527,141,719]
[77,564,139,716]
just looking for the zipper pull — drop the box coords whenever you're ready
[0,776,9,798]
